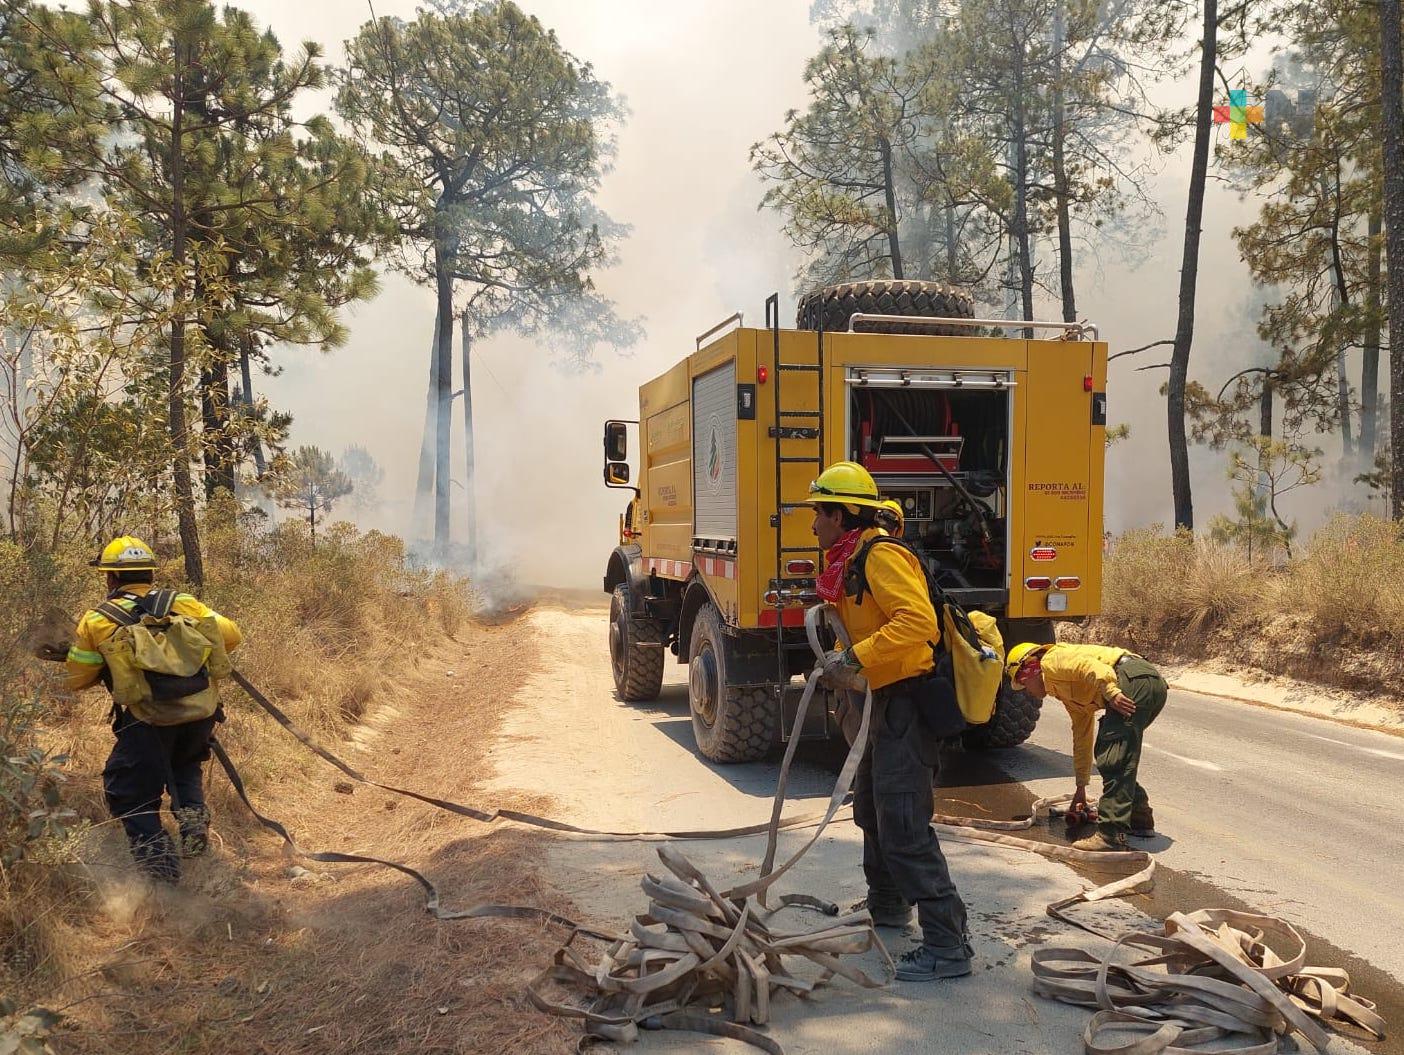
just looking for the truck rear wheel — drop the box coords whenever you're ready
[796,280,975,335]
[963,680,1043,749]
[688,603,777,763]
[609,583,664,702]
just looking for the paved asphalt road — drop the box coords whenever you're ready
[998,684,1404,995]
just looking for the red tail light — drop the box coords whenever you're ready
[1054,576,1082,590]
[763,590,780,605]
[785,559,815,575]
[1024,576,1052,590]
[1030,547,1057,561]
[757,366,769,383]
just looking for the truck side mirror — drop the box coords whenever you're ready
[604,462,631,486]
[604,421,628,462]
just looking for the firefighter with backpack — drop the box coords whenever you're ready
[65,537,242,884]
[807,461,975,983]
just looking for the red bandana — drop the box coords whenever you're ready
[816,529,864,603]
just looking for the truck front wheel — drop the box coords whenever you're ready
[688,603,777,763]
[609,583,665,702]
[963,679,1043,749]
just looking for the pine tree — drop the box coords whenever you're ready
[8,0,382,583]
[337,2,627,557]
[270,445,351,541]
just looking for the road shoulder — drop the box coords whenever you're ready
[1163,660,1404,736]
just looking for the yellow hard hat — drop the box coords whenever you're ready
[804,461,886,512]
[1005,642,1048,689]
[91,535,158,572]
[877,498,905,534]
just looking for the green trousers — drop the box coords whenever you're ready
[1095,657,1167,838]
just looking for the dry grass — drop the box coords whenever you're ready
[0,508,579,1055]
[1071,514,1404,694]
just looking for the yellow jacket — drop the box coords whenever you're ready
[65,584,243,693]
[1037,643,1131,786]
[831,528,939,691]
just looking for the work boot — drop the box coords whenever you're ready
[894,944,973,982]
[1129,805,1155,839]
[1070,830,1127,853]
[131,831,181,885]
[177,805,210,859]
[850,895,915,930]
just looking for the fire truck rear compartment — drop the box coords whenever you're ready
[849,385,1009,596]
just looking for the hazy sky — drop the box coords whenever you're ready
[233,1,1378,587]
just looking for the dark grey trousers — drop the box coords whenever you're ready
[851,679,971,956]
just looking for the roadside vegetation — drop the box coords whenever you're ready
[0,508,502,1050]
[1074,514,1404,694]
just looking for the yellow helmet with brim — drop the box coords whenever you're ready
[1005,641,1048,689]
[803,461,887,512]
[91,536,158,572]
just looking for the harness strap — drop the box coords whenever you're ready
[95,589,178,627]
[847,534,987,663]
[96,599,139,627]
[138,589,177,619]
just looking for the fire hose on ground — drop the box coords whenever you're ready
[207,605,1380,1054]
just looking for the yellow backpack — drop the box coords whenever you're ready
[940,605,1004,724]
[94,590,231,726]
[847,537,1006,726]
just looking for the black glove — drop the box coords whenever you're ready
[32,643,68,663]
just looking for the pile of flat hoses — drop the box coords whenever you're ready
[528,606,888,1050]
[1031,908,1386,1054]
[528,843,892,1051]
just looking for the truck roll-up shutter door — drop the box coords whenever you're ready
[692,362,738,541]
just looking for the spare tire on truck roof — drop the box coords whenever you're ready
[796,280,976,335]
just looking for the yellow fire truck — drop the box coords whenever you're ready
[602,280,1107,763]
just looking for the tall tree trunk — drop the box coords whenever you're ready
[1363,205,1383,461]
[238,334,266,476]
[169,37,203,587]
[1325,170,1353,456]
[1383,0,1404,517]
[460,314,476,568]
[879,138,904,279]
[944,202,958,281]
[412,313,441,541]
[432,238,454,552]
[1011,44,1034,337]
[1336,347,1353,456]
[1167,0,1217,531]
[1052,0,1076,323]
[200,333,235,498]
[913,203,933,281]
[1258,378,1273,499]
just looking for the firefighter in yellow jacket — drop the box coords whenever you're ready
[1006,642,1167,851]
[807,461,972,982]
[66,537,242,883]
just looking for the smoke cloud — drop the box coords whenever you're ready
[241,1,1375,589]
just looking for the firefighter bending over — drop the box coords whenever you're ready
[1006,642,1167,851]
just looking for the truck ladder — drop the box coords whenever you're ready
[766,293,825,733]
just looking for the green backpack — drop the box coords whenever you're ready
[94,590,232,726]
